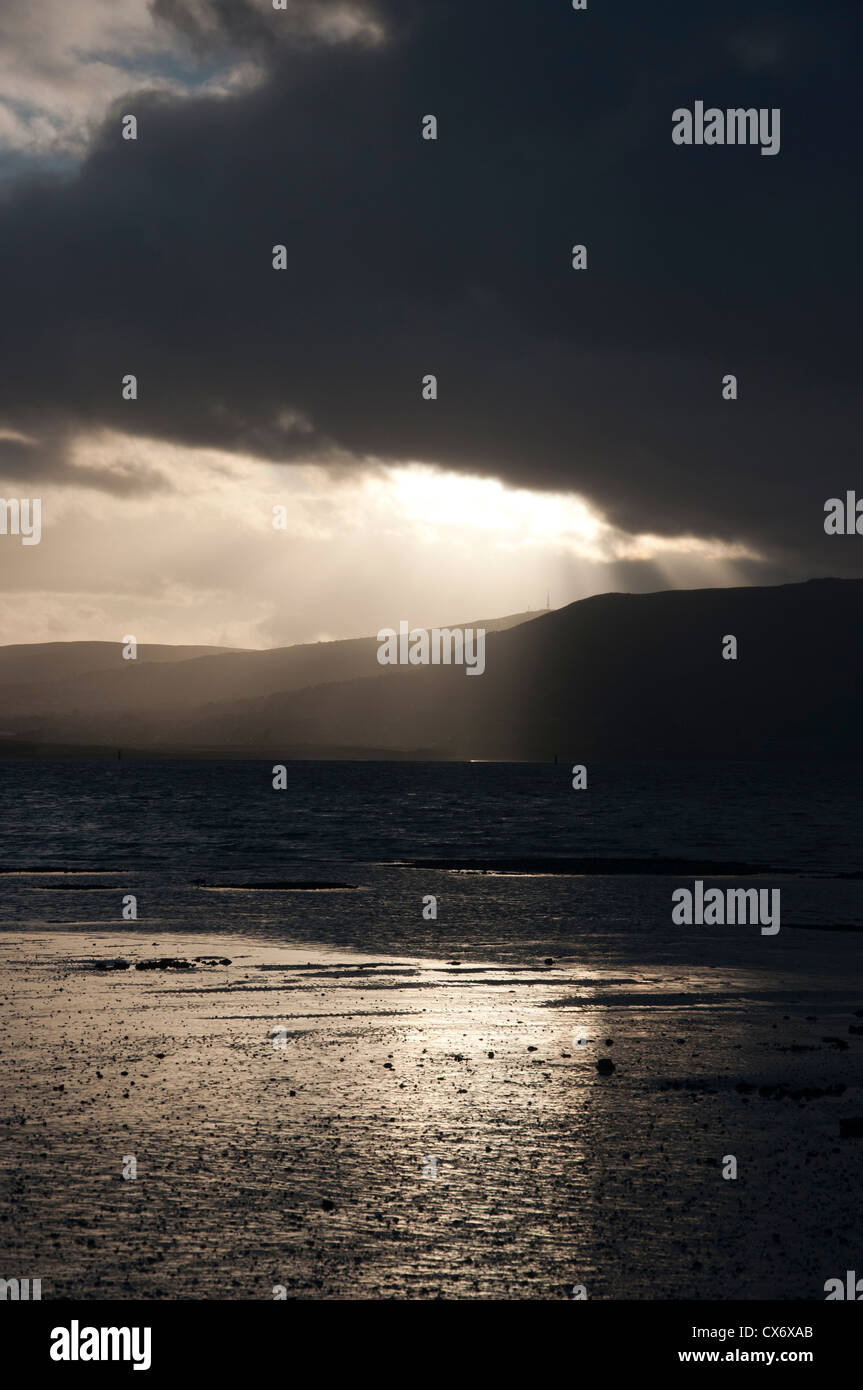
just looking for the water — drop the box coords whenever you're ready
[0,759,860,873]
[1,759,861,964]
[2,759,862,1298]
[0,756,856,973]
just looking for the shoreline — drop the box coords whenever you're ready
[2,929,861,1300]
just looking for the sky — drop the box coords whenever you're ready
[0,0,859,648]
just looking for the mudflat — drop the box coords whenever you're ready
[2,930,861,1300]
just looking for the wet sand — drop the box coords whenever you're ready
[2,930,862,1300]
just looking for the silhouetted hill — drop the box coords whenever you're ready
[0,610,542,735]
[161,578,863,760]
[2,582,860,758]
[0,641,245,725]
[0,640,240,685]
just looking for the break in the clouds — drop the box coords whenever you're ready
[0,0,860,639]
[0,0,244,166]
[0,432,761,647]
[0,0,383,164]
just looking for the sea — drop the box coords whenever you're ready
[1,758,861,967]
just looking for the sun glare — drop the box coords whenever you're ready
[384,465,604,546]
[378,463,756,566]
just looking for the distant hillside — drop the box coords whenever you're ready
[0,641,241,685]
[2,583,861,759]
[0,610,543,733]
[148,577,860,761]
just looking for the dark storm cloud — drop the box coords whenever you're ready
[0,0,860,574]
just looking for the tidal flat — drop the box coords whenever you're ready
[2,927,861,1300]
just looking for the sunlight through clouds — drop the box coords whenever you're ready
[375,463,758,564]
[0,431,763,648]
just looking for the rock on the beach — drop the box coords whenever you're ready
[596,1058,616,1076]
[839,1117,863,1138]
[93,959,130,971]
[194,956,232,965]
[134,958,196,971]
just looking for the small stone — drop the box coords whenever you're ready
[135,958,195,971]
[839,1117,863,1138]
